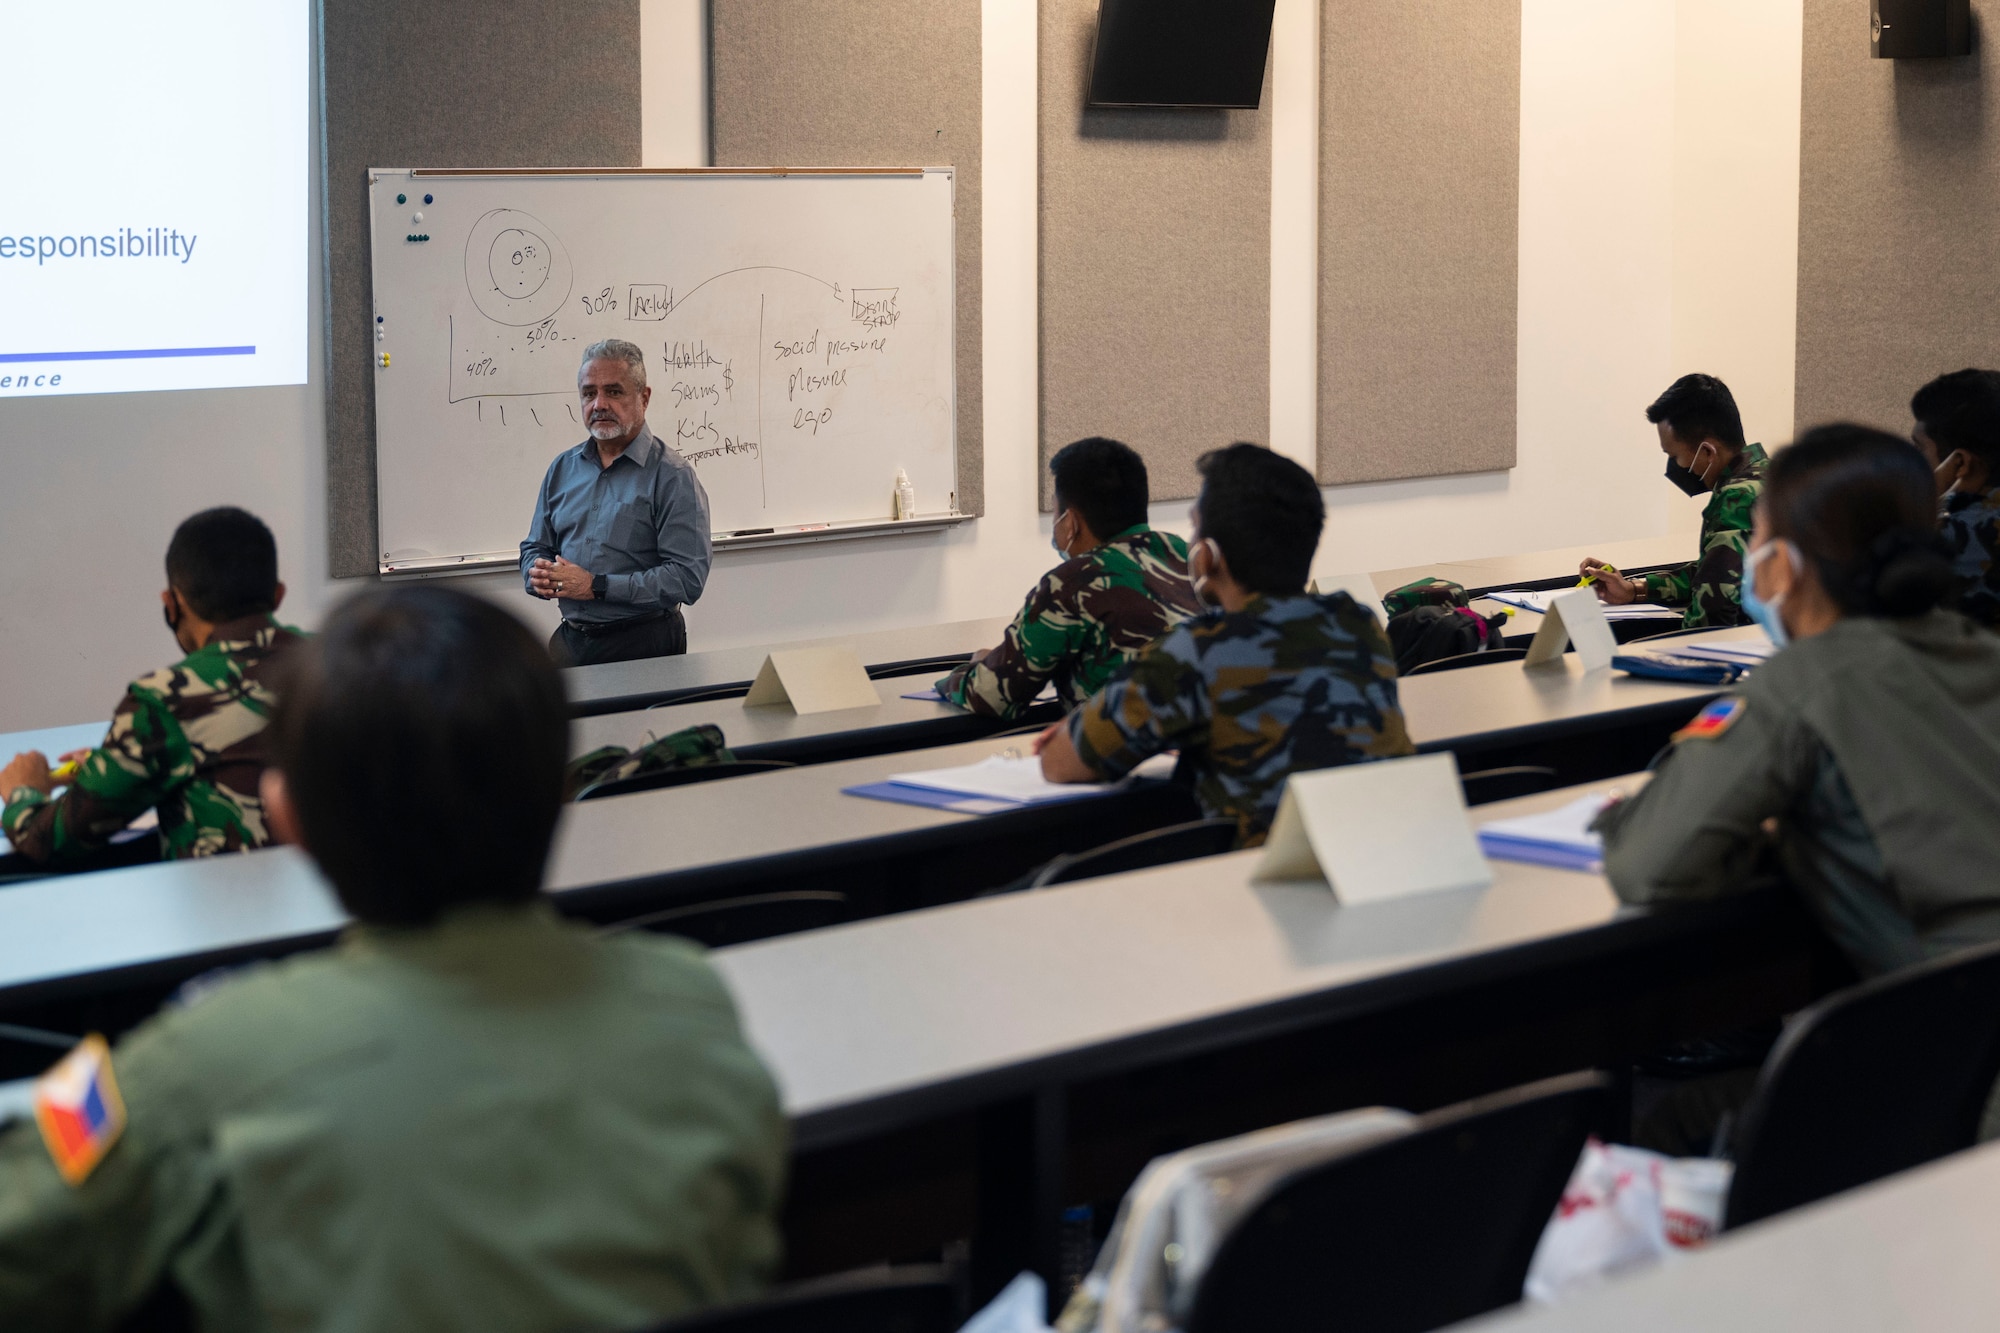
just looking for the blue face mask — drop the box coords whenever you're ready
[1742,540,1793,649]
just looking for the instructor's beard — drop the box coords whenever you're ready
[588,413,626,441]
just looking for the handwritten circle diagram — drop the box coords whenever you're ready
[463,209,572,325]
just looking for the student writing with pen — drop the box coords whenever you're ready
[1579,374,1768,630]
[1,509,303,867]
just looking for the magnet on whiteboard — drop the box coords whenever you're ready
[379,353,390,368]
[423,193,434,204]
[412,211,423,224]
[396,193,407,205]
[376,329,385,342]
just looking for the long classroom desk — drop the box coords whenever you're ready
[1465,1139,2000,1333]
[569,670,1058,767]
[564,534,1698,718]
[709,779,1822,1293]
[563,616,1008,716]
[0,632,1763,1052]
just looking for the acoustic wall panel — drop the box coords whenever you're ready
[320,0,642,578]
[711,0,985,517]
[1795,0,2000,434]
[1317,0,1520,486]
[1039,0,1272,507]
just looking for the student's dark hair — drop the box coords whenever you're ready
[1910,368,2000,467]
[1765,424,1958,618]
[1194,443,1324,594]
[269,585,569,926]
[1645,374,1747,452]
[164,507,280,621]
[1049,436,1151,541]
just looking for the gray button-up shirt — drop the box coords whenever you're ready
[520,425,713,625]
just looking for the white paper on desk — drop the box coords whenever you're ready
[742,645,880,715]
[1522,587,1620,671]
[1489,589,1676,622]
[1674,637,1777,665]
[1252,753,1493,903]
[887,751,1178,805]
[887,754,1095,804]
[1478,793,1613,857]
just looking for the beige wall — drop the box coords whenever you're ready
[1796,0,2000,438]
[0,1,1810,732]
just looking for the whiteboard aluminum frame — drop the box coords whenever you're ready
[366,166,965,577]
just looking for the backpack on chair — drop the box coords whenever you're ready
[1387,605,1511,674]
[566,723,736,800]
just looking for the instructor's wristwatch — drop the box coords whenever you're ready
[591,573,608,600]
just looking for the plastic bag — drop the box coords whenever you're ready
[1524,1138,1733,1304]
[960,1272,1053,1333]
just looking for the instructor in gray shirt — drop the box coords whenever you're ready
[522,339,713,666]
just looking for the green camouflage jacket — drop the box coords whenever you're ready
[1941,486,2000,630]
[1067,592,1414,846]
[939,527,1201,719]
[2,616,303,866]
[1641,443,1768,629]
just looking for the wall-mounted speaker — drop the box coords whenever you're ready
[1872,0,1973,58]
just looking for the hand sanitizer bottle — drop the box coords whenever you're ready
[895,468,917,519]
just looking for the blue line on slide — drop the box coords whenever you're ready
[0,345,256,364]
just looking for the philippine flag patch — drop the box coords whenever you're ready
[33,1034,126,1186]
[1674,696,1745,743]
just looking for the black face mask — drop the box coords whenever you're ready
[1665,456,1712,497]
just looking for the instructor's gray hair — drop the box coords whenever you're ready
[579,338,647,388]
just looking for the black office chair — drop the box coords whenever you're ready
[1723,938,2000,1231]
[1458,766,1560,806]
[867,655,973,681]
[600,891,852,947]
[640,1264,962,1333]
[1403,648,1530,677]
[1030,818,1241,888]
[1185,1071,1611,1333]
[577,760,796,801]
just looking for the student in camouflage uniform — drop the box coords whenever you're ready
[1581,373,1769,630]
[1,508,302,867]
[1911,367,2000,630]
[1038,444,1413,845]
[940,437,1201,718]
[0,586,786,1331]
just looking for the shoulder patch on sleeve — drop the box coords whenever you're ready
[1673,696,1746,743]
[33,1035,127,1186]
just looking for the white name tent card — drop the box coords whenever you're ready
[1252,752,1494,904]
[1522,586,1619,671]
[742,646,880,715]
[1310,571,1389,624]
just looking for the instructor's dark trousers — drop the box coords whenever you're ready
[548,608,687,668]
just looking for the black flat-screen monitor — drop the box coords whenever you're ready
[1086,0,1278,109]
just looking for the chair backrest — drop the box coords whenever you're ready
[640,1264,960,1333]
[578,760,796,801]
[1030,818,1241,888]
[1185,1072,1611,1333]
[1403,647,1530,677]
[599,890,851,948]
[1724,939,2000,1230]
[1458,766,1560,806]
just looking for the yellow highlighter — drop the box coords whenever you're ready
[49,759,80,784]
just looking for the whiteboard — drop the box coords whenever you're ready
[367,169,959,573]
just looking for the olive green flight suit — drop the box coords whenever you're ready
[1599,611,2000,977]
[0,904,787,1333]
